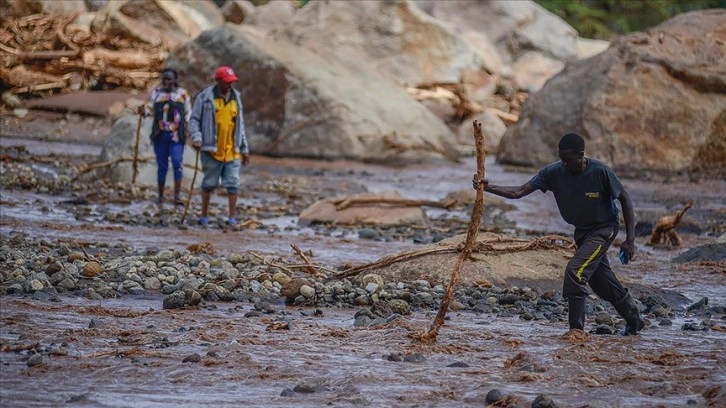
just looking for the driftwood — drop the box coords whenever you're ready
[82,48,167,70]
[0,14,167,97]
[250,252,295,275]
[332,197,456,211]
[0,342,40,352]
[335,234,575,280]
[0,43,79,60]
[131,114,142,185]
[488,107,519,123]
[181,149,200,224]
[418,120,487,343]
[70,156,154,182]
[648,201,694,248]
[290,244,317,275]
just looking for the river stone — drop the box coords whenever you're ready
[358,228,381,240]
[163,291,187,310]
[449,300,466,311]
[486,389,503,404]
[26,354,44,367]
[182,353,201,363]
[28,279,44,292]
[388,299,411,315]
[532,394,557,408]
[281,278,309,301]
[403,353,426,363]
[58,278,77,291]
[354,295,370,306]
[144,277,162,291]
[594,312,614,326]
[272,272,291,285]
[299,285,315,299]
[82,261,103,278]
[45,262,62,275]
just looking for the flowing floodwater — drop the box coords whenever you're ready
[1,296,724,407]
[1,137,725,407]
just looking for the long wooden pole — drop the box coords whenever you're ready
[181,149,200,224]
[131,113,142,185]
[421,120,486,343]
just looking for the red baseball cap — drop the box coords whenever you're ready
[214,66,238,83]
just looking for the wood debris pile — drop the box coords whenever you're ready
[0,14,169,103]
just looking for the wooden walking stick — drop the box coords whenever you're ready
[181,149,200,224]
[131,113,142,185]
[419,120,486,344]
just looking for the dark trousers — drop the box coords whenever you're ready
[563,223,628,303]
[153,131,184,185]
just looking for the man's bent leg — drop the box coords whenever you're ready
[588,257,627,303]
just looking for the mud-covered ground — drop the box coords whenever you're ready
[1,112,725,407]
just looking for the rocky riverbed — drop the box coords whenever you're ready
[1,128,725,407]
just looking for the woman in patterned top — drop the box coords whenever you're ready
[138,68,192,206]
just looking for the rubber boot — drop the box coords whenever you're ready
[613,291,645,336]
[173,179,183,206]
[568,297,586,331]
[156,182,165,205]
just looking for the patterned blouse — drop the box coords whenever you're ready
[143,86,192,142]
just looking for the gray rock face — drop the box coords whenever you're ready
[167,24,458,164]
[415,0,578,65]
[497,10,726,174]
[276,0,482,85]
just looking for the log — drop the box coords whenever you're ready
[333,197,456,211]
[11,81,67,94]
[0,43,79,60]
[420,120,486,343]
[82,48,167,70]
[488,108,519,123]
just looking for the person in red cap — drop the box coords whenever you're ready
[189,65,250,227]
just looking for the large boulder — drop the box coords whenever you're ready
[167,24,458,164]
[497,10,726,175]
[415,0,578,66]
[243,0,297,32]
[275,0,483,85]
[91,0,224,47]
[98,114,198,188]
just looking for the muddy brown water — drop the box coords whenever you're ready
[1,136,725,407]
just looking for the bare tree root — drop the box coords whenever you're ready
[648,201,694,248]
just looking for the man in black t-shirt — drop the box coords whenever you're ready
[472,133,644,335]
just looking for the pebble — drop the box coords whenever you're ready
[485,389,503,404]
[182,353,201,363]
[27,354,43,367]
[532,394,557,408]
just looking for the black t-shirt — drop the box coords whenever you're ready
[528,158,623,231]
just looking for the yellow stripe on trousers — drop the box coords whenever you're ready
[576,245,602,281]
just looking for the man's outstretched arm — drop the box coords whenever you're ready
[472,175,537,200]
